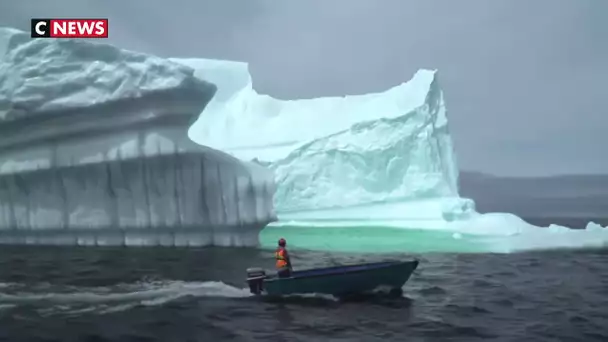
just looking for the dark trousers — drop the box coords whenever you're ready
[277,268,292,278]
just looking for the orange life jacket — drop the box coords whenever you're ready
[275,247,289,269]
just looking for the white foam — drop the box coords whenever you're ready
[0,280,251,316]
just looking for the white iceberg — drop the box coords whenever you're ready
[0,26,603,252]
[175,57,607,253]
[0,28,277,246]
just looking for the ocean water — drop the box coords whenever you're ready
[1,228,607,342]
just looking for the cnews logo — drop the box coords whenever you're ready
[31,19,108,38]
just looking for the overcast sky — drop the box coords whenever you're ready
[1,0,606,176]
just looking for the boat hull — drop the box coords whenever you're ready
[260,260,419,297]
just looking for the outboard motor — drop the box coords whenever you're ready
[246,267,266,295]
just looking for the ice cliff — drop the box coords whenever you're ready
[177,58,607,252]
[0,28,276,246]
[176,58,472,223]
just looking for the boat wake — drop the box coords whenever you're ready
[0,280,252,316]
[0,280,413,315]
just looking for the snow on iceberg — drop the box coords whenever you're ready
[0,28,276,246]
[176,58,607,253]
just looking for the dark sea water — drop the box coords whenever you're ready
[1,233,607,341]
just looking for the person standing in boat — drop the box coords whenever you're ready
[275,238,293,278]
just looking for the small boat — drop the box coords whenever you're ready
[245,259,419,297]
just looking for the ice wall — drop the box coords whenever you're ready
[178,58,607,253]
[175,58,470,221]
[270,70,460,214]
[0,28,277,246]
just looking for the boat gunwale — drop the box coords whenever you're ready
[264,259,419,283]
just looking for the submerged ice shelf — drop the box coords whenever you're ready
[177,58,608,253]
[0,28,276,246]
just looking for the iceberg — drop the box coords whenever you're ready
[176,58,608,253]
[0,26,604,252]
[174,58,467,219]
[0,28,277,246]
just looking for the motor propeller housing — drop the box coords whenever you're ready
[246,267,267,294]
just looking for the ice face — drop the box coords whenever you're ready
[270,71,461,214]
[177,58,608,253]
[174,58,461,214]
[0,28,277,246]
[0,153,275,247]
[177,58,470,220]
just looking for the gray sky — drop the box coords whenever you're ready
[1,0,606,176]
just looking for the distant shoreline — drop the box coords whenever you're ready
[459,171,608,223]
